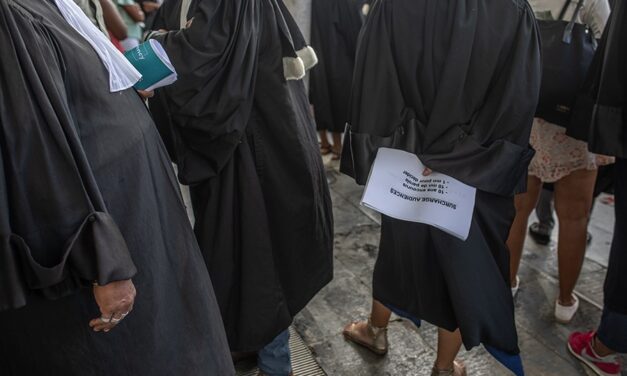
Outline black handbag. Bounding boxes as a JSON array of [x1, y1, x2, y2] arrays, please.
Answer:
[[535, 0, 598, 127]]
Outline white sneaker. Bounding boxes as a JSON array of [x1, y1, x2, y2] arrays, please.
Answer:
[[555, 295, 580, 324], [511, 277, 520, 298]]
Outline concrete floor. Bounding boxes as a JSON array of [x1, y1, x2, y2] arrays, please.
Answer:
[[291, 160, 625, 376]]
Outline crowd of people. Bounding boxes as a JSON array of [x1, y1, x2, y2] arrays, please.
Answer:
[[73, 0, 162, 51], [0, 0, 624, 375]]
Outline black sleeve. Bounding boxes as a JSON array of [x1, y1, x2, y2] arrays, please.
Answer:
[[147, 0, 261, 184], [343, 1, 542, 196], [0, 0, 136, 311], [420, 5, 542, 195]]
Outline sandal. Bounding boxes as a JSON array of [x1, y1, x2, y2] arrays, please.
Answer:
[[342, 319, 388, 355], [431, 360, 467, 376]]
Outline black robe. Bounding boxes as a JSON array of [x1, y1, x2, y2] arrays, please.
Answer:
[[570, 0, 627, 315], [0, 0, 233, 374], [149, 0, 334, 352], [341, 0, 541, 355], [568, 0, 627, 159], [596, 1, 627, 318], [309, 0, 363, 133]]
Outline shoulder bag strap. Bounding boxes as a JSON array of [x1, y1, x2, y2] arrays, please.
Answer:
[[563, 0, 585, 43], [558, 0, 573, 20]]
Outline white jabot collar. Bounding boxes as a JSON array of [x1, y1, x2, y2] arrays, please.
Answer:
[[54, 0, 141, 92]]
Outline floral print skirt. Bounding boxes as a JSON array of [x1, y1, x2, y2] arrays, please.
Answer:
[[528, 118, 615, 183]]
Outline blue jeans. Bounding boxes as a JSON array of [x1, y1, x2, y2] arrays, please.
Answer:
[[258, 330, 292, 376]]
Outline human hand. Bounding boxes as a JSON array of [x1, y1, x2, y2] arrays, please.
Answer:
[[89, 280, 136, 333], [142, 1, 160, 12], [137, 90, 154, 99], [422, 167, 433, 176], [123, 3, 145, 22]]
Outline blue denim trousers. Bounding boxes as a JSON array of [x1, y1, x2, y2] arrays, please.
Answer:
[[258, 330, 292, 376]]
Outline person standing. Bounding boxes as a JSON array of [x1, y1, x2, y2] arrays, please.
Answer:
[[73, 0, 108, 31], [138, 0, 161, 29], [73, 0, 129, 48], [148, 1, 334, 375], [309, 0, 363, 160], [566, 1, 627, 374], [0, 0, 234, 374], [340, 0, 542, 374], [115, 0, 144, 50], [506, 0, 612, 324]]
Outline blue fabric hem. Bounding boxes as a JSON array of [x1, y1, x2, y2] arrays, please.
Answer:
[[382, 302, 524, 376]]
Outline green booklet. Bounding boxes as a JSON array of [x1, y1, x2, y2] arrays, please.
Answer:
[[124, 39, 177, 91]]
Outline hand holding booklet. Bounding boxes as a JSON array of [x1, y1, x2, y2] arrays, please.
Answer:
[[361, 148, 477, 241], [124, 39, 177, 91]]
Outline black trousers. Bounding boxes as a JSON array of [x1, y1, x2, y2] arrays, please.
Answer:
[[604, 158, 627, 315], [597, 158, 627, 352]]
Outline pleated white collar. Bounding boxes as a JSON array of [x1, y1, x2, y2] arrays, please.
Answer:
[[53, 0, 141, 92]]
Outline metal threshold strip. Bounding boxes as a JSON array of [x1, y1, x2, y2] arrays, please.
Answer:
[[236, 327, 327, 376]]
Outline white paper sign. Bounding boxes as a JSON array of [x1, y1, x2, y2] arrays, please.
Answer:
[[361, 148, 477, 241]]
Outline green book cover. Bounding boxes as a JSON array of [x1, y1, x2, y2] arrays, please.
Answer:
[[124, 39, 177, 91]]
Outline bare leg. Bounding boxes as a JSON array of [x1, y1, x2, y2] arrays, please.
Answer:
[[554, 169, 597, 305], [507, 175, 543, 285], [593, 335, 616, 357], [319, 130, 330, 149], [434, 328, 463, 371], [371, 299, 392, 327], [331, 132, 343, 155]]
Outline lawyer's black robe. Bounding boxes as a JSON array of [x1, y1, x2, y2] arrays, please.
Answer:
[[569, 0, 627, 159], [341, 0, 541, 354], [309, 0, 363, 133], [149, 0, 334, 352], [0, 0, 233, 374], [570, 0, 627, 320]]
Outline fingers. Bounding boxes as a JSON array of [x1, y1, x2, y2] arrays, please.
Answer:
[[89, 308, 132, 333], [98, 296, 134, 319], [89, 303, 134, 333], [137, 90, 154, 99], [422, 167, 433, 176], [89, 315, 116, 332], [91, 279, 136, 333]]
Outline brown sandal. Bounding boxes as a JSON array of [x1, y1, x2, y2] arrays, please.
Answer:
[[431, 360, 467, 376], [342, 319, 388, 355]]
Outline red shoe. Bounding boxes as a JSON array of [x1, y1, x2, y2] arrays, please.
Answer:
[[568, 331, 621, 376]]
